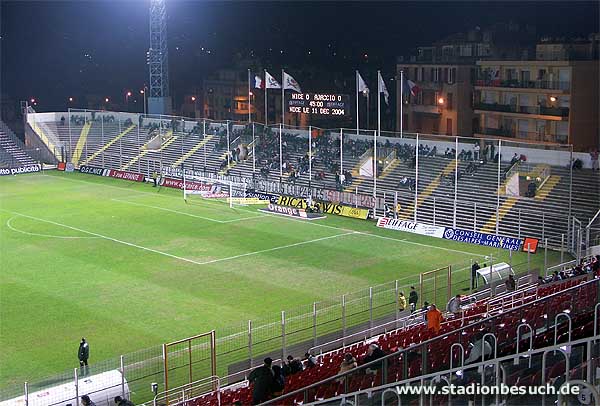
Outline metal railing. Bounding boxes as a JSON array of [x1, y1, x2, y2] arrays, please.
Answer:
[[262, 277, 599, 405]]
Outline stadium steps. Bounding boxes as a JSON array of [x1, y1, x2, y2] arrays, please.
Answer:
[[480, 197, 518, 233], [398, 159, 457, 220], [80, 124, 136, 166], [120, 131, 175, 171], [343, 157, 370, 192], [71, 121, 92, 166], [172, 134, 214, 168], [534, 175, 561, 201]]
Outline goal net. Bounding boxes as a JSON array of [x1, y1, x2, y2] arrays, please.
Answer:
[[182, 174, 247, 208]]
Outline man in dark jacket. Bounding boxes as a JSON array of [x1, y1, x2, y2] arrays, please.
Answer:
[[282, 355, 303, 376], [248, 357, 274, 405], [408, 287, 419, 313], [471, 262, 480, 289], [114, 396, 135, 406], [78, 338, 89, 367]]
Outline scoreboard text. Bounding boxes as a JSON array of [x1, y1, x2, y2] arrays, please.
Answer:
[[287, 93, 350, 116]]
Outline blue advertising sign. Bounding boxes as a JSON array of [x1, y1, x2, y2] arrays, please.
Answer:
[[442, 227, 523, 251]]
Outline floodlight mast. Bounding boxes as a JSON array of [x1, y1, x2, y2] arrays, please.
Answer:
[[148, 0, 171, 114]]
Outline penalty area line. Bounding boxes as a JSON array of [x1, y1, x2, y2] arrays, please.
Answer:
[[1, 209, 357, 267]]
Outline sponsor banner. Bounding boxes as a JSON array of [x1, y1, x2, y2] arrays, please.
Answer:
[[104, 169, 145, 182], [0, 164, 42, 176], [160, 177, 229, 198], [260, 204, 326, 220], [57, 162, 66, 171], [376, 217, 446, 238], [79, 165, 106, 176], [442, 227, 523, 251], [65, 163, 75, 172], [244, 191, 278, 203], [227, 197, 270, 205], [318, 201, 369, 220], [276, 195, 369, 220]]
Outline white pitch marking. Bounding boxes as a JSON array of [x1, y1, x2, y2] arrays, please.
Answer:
[[1, 210, 357, 267], [193, 231, 358, 265], [111, 198, 267, 223], [6, 216, 99, 240], [41, 174, 486, 257]]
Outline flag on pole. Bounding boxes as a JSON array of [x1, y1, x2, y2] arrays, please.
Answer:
[[378, 72, 389, 105], [357, 72, 369, 94], [283, 71, 302, 93], [265, 71, 281, 89], [406, 79, 420, 96], [254, 75, 264, 89]]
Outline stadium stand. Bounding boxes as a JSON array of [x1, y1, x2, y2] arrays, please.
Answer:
[[143, 256, 599, 405], [0, 120, 37, 168], [25, 110, 600, 251]]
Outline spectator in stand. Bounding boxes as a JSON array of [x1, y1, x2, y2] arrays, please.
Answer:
[[363, 344, 386, 375], [114, 396, 134, 406], [471, 262, 480, 290], [505, 274, 516, 291], [398, 292, 407, 312], [81, 395, 96, 406], [590, 149, 599, 171], [282, 355, 303, 376], [426, 304, 443, 335], [446, 294, 462, 316], [271, 365, 285, 397], [337, 353, 357, 379], [465, 332, 492, 365], [304, 352, 318, 368], [248, 357, 274, 405], [537, 276, 546, 286], [421, 301, 430, 322], [510, 153, 520, 166], [474, 144, 480, 160], [408, 287, 418, 313]]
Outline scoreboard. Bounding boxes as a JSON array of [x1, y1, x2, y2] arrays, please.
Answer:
[[287, 93, 350, 116]]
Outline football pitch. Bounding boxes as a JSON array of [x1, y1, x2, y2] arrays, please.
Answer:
[[0, 171, 559, 388]]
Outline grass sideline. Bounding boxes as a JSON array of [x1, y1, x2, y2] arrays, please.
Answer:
[[0, 171, 560, 390]]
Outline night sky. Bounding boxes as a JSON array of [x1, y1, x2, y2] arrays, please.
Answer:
[[1, 1, 598, 112]]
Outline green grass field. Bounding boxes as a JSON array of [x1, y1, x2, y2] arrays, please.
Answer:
[[0, 171, 559, 390]]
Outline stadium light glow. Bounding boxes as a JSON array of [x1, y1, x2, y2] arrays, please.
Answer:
[[438, 97, 445, 105], [30, 98, 36, 103], [126, 91, 132, 97], [191, 96, 196, 102], [105, 97, 110, 103], [68, 97, 74, 102], [549, 96, 557, 102]]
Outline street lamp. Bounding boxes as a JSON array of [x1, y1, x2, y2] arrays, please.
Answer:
[[140, 87, 147, 115], [125, 91, 132, 112]]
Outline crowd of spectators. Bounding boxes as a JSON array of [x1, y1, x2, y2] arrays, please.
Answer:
[[538, 255, 600, 284]]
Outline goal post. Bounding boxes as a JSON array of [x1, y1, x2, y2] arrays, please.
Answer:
[[182, 173, 247, 208]]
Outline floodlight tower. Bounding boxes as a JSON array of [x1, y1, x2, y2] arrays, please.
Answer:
[[148, 0, 172, 115]]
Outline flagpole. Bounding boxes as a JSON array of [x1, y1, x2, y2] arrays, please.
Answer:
[[281, 69, 285, 127], [308, 125, 312, 186], [375, 70, 380, 206], [366, 91, 370, 130], [264, 69, 268, 125], [248, 68, 252, 123], [400, 70, 403, 138], [356, 70, 359, 136]]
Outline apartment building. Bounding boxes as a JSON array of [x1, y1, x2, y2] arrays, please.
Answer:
[[474, 59, 599, 150]]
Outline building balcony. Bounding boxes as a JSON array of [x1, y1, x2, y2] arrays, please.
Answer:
[[409, 104, 442, 114], [475, 127, 567, 144], [474, 103, 569, 117], [475, 79, 570, 91]]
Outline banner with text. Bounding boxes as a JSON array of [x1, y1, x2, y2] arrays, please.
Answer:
[[104, 169, 145, 182], [0, 164, 41, 176], [376, 217, 446, 238], [79, 165, 105, 176], [442, 227, 523, 251]]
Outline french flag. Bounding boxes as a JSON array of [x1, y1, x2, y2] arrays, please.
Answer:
[[406, 79, 420, 96], [254, 75, 264, 89]]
